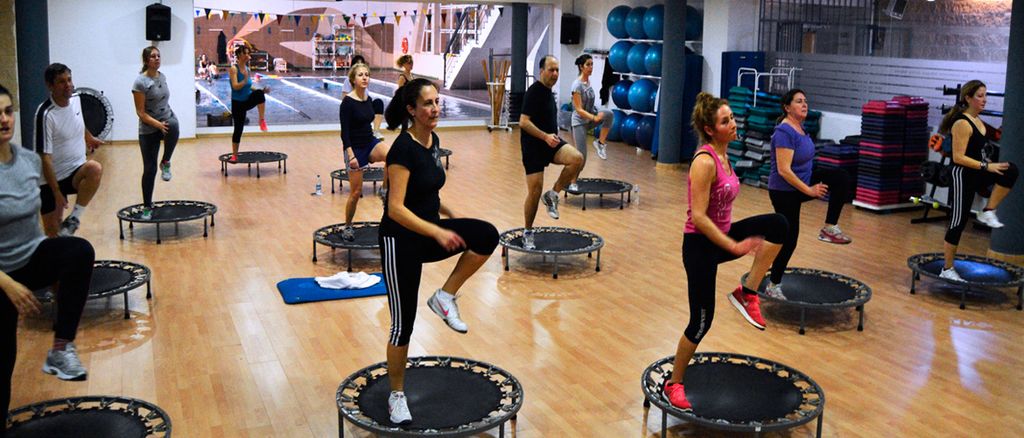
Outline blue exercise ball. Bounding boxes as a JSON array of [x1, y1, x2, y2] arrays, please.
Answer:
[[606, 5, 631, 39], [636, 115, 657, 150], [608, 110, 626, 142], [621, 113, 643, 145], [628, 79, 658, 113], [685, 5, 702, 40], [644, 44, 662, 77], [627, 43, 650, 75], [625, 7, 648, 39], [612, 79, 633, 109], [643, 5, 665, 40], [608, 40, 634, 73]]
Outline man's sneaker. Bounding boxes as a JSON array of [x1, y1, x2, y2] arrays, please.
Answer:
[[818, 225, 852, 244], [764, 281, 786, 300], [340, 225, 355, 242], [160, 161, 172, 181], [427, 289, 468, 333], [568, 182, 580, 192], [594, 140, 608, 160], [663, 381, 692, 409], [388, 391, 413, 424], [728, 286, 766, 330], [522, 229, 536, 250], [977, 210, 1004, 228], [542, 190, 560, 220], [58, 216, 80, 237], [940, 267, 965, 282], [140, 208, 153, 221], [42, 342, 87, 381], [259, 119, 268, 132]]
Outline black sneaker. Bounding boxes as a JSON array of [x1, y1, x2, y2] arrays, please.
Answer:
[[58, 216, 80, 236]]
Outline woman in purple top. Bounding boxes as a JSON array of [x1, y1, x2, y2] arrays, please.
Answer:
[[767, 89, 852, 299]]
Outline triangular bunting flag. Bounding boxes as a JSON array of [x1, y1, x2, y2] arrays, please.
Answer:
[[404, 11, 408, 17], [360, 14, 367, 27], [194, 8, 202, 18], [277, 15, 284, 26], [411, 10, 417, 25], [258, 13, 266, 24], [204, 8, 211, 19], [312, 15, 320, 28], [395, 12, 402, 26], [327, 15, 334, 27], [343, 15, 351, 26], [379, 16, 386, 25]]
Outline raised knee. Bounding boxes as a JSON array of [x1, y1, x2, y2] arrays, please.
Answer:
[[86, 161, 103, 178]]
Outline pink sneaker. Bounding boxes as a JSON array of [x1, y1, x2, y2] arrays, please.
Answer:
[[728, 286, 766, 330], [259, 119, 268, 132], [818, 225, 852, 244], [227, 154, 238, 163], [663, 381, 692, 409]]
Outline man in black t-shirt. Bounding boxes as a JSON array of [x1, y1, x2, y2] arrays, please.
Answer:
[[519, 55, 583, 248]]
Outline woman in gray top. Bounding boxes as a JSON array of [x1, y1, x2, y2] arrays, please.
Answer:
[[569, 54, 613, 191], [0, 84, 95, 429], [132, 46, 179, 220]]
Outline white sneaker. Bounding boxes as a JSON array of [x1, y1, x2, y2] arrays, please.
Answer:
[[976, 210, 1004, 228], [568, 183, 580, 192], [542, 190, 560, 219], [388, 391, 413, 424], [764, 282, 786, 299], [939, 267, 965, 282], [522, 229, 536, 250], [427, 289, 468, 333], [594, 140, 607, 160]]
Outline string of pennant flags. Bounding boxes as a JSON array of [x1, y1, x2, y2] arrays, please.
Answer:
[[193, 8, 445, 27]]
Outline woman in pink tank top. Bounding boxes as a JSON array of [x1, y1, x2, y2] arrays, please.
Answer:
[[663, 92, 790, 410]]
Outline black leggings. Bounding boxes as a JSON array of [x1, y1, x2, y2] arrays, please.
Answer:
[[138, 119, 180, 208], [1, 237, 94, 429], [682, 214, 787, 344], [768, 167, 850, 284], [231, 90, 266, 144], [946, 162, 1019, 245], [380, 218, 499, 346]]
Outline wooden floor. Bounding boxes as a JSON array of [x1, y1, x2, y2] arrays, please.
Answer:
[[10, 127, 1023, 437]]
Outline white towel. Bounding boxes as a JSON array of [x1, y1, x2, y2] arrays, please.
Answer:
[[315, 272, 381, 289]]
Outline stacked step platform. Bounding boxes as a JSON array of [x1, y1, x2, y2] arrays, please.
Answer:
[[856, 97, 930, 209]]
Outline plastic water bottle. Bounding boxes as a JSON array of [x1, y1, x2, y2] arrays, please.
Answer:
[[632, 184, 640, 208], [313, 174, 323, 196]]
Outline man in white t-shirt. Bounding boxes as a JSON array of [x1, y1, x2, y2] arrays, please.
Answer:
[[33, 63, 104, 237]]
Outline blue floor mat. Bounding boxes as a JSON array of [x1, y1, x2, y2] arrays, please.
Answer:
[[277, 274, 386, 304]]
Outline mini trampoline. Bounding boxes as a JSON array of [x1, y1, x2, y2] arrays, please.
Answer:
[[642, 352, 825, 438], [564, 178, 633, 210], [907, 253, 1024, 310], [438, 147, 452, 169], [312, 221, 380, 269], [218, 151, 287, 178], [330, 167, 384, 194], [5, 395, 172, 437], [742, 268, 871, 335], [35, 260, 151, 320], [499, 227, 604, 278], [336, 356, 522, 438], [117, 200, 217, 244], [76, 87, 114, 141]]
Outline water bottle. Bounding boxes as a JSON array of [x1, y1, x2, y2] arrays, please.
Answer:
[[313, 174, 323, 196], [632, 184, 640, 208]]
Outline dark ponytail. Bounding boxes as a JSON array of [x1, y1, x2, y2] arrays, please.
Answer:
[[776, 88, 806, 124], [385, 78, 437, 131], [575, 54, 592, 74], [939, 79, 985, 135]]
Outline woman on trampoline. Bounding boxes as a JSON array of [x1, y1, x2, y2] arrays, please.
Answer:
[[339, 63, 392, 241], [0, 84, 95, 428], [396, 54, 414, 89], [938, 80, 1018, 281], [227, 44, 269, 163], [664, 92, 787, 409], [568, 54, 613, 191], [133, 46, 179, 220], [350, 55, 386, 138], [379, 78, 499, 424], [766, 89, 852, 298]]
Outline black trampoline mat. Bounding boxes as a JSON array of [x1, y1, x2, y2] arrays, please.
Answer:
[[572, 179, 630, 194], [511, 231, 594, 251], [143, 205, 208, 221], [219, 151, 287, 163], [357, 367, 503, 429], [761, 272, 857, 304], [683, 362, 802, 422], [89, 267, 133, 294], [336, 167, 384, 181], [438, 148, 452, 157], [79, 95, 109, 138], [921, 259, 1015, 283], [324, 226, 380, 246], [7, 410, 149, 438]]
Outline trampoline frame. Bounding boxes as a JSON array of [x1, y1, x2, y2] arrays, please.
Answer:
[[907, 252, 1024, 310], [330, 167, 384, 194], [312, 221, 381, 270], [5, 395, 172, 437], [336, 356, 522, 438], [742, 267, 872, 335], [218, 151, 288, 178], [437, 147, 452, 169], [498, 227, 604, 279], [36, 260, 152, 320], [563, 178, 634, 210], [75, 87, 114, 141], [642, 352, 825, 438], [117, 200, 217, 244]]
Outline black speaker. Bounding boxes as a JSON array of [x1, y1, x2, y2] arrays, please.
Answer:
[[560, 14, 581, 45], [146, 3, 171, 41]]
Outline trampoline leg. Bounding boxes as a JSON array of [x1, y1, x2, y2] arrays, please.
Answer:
[[123, 291, 130, 319], [799, 308, 806, 335], [129, 221, 134, 230], [499, 422, 505, 438], [1017, 286, 1022, 311], [599, 193, 604, 207], [203, 217, 209, 238], [511, 414, 517, 436], [445, 156, 449, 169], [857, 305, 864, 331], [816, 409, 823, 437], [910, 274, 916, 294], [313, 242, 318, 262], [338, 411, 345, 438], [960, 287, 967, 310], [620, 193, 625, 209], [256, 162, 261, 178], [553, 255, 559, 279], [596, 249, 602, 272], [211, 214, 216, 227], [119, 220, 124, 240], [248, 162, 252, 175], [660, 409, 667, 438], [156, 223, 161, 244], [332, 178, 336, 194], [582, 194, 587, 211], [146, 280, 152, 299], [503, 247, 509, 271], [347, 250, 353, 272]]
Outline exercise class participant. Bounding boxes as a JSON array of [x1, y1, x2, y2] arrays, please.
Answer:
[[379, 78, 499, 424], [938, 79, 1018, 281], [133, 46, 179, 220], [339, 63, 391, 241], [350, 54, 385, 138], [396, 55, 414, 88], [766, 89, 852, 298], [663, 92, 787, 409], [227, 45, 269, 163], [33, 63, 105, 237], [519, 55, 583, 248], [568, 54, 613, 191], [1, 84, 95, 434]]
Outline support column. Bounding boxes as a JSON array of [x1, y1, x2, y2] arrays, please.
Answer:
[[657, 0, 686, 165], [15, 0, 48, 145], [510, 3, 528, 122], [991, 0, 1024, 259]]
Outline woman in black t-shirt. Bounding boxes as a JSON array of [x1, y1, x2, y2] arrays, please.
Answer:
[[339, 63, 390, 241], [377, 78, 499, 424]]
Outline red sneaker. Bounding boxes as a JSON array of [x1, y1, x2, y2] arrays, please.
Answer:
[[259, 119, 268, 132], [663, 381, 692, 409], [227, 154, 238, 163], [729, 287, 766, 330], [818, 225, 852, 244]]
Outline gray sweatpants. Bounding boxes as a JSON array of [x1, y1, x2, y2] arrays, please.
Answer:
[[571, 110, 613, 160]]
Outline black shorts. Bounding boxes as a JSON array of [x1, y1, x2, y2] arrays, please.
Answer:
[[40, 165, 82, 214], [521, 140, 568, 175]]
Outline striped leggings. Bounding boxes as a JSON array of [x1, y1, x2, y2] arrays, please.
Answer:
[[945, 162, 1018, 245]]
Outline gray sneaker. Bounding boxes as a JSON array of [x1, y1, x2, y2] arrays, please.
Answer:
[[58, 216, 80, 237], [764, 282, 786, 300], [42, 342, 88, 381], [594, 140, 608, 160], [160, 161, 172, 181], [568, 183, 580, 192], [522, 229, 536, 250], [542, 190, 560, 219], [341, 225, 355, 242]]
